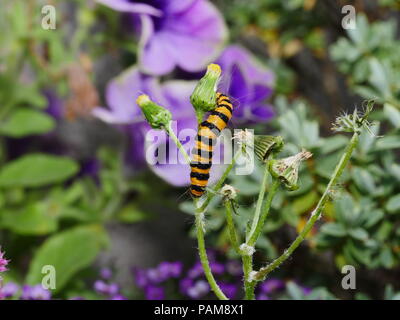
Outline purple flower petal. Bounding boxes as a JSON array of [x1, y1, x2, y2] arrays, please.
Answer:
[[218, 282, 237, 299], [21, 285, 51, 300], [1, 282, 19, 298], [145, 285, 165, 300], [186, 280, 210, 299], [96, 0, 162, 16], [139, 0, 227, 75]]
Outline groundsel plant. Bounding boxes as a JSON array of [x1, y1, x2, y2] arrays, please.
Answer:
[[136, 64, 376, 300]]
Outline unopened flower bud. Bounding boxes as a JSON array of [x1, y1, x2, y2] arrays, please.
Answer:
[[254, 135, 284, 162], [269, 149, 312, 191], [136, 94, 172, 129], [190, 63, 221, 123]]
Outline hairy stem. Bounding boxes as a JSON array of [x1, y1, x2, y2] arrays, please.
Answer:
[[254, 132, 359, 281], [165, 122, 191, 165], [246, 163, 270, 242], [195, 199, 228, 300], [224, 200, 240, 254], [242, 255, 255, 300], [247, 179, 280, 247]]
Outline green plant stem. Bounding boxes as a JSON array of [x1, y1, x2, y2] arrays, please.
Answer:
[[165, 122, 191, 165], [247, 179, 280, 247], [198, 149, 242, 212], [195, 199, 228, 300], [224, 200, 240, 254], [246, 163, 269, 242], [254, 132, 359, 281], [242, 255, 255, 300]]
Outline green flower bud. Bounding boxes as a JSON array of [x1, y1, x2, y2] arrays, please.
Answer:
[[190, 63, 221, 124], [269, 150, 312, 191], [254, 135, 284, 162], [136, 94, 172, 129]]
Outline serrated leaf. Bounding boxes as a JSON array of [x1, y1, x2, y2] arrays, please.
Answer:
[[0, 153, 79, 188]]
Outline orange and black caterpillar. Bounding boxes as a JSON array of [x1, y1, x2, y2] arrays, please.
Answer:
[[190, 92, 234, 197]]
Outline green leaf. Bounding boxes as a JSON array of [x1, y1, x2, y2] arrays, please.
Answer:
[[26, 225, 109, 293], [375, 136, 400, 151], [0, 153, 79, 188], [116, 204, 150, 223], [0, 108, 55, 138], [291, 191, 318, 215], [385, 194, 400, 214], [286, 281, 305, 300], [349, 228, 369, 241], [320, 223, 347, 237], [0, 202, 58, 235], [352, 167, 376, 194], [383, 103, 400, 128], [380, 247, 394, 268]]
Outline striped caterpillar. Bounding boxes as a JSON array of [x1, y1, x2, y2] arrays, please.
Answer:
[[190, 92, 234, 197]]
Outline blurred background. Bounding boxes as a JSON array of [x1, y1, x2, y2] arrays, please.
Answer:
[[0, 0, 400, 300]]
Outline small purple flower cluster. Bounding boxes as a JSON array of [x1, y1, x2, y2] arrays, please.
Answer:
[[0, 283, 51, 300], [133, 251, 242, 300], [132, 250, 313, 300], [133, 261, 183, 299], [93, 268, 127, 300]]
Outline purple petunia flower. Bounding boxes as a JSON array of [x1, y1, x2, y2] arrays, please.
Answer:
[[216, 45, 275, 124], [21, 285, 51, 300], [259, 278, 285, 294], [145, 285, 165, 300], [97, 0, 227, 75]]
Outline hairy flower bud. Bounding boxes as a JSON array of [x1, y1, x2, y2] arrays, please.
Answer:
[[136, 94, 172, 129], [269, 150, 312, 191], [190, 63, 221, 123]]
